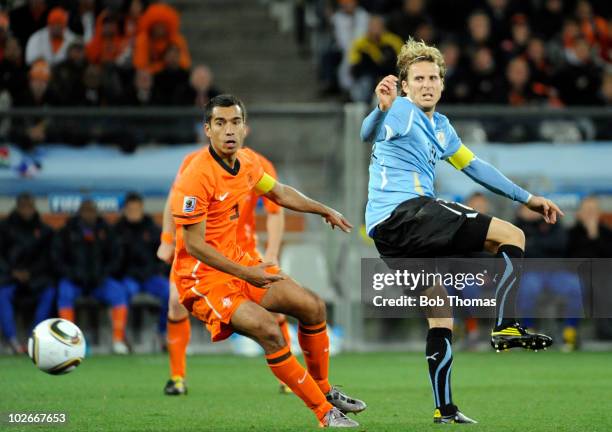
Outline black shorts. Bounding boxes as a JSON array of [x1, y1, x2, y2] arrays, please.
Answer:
[[372, 196, 492, 259]]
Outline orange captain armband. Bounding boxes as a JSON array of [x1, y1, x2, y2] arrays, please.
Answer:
[[161, 232, 174, 244], [254, 172, 276, 194]]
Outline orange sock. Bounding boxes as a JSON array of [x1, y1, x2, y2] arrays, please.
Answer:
[[167, 317, 191, 378], [59, 307, 75, 322], [275, 317, 292, 386], [265, 346, 332, 421], [111, 305, 128, 342], [298, 322, 331, 394]]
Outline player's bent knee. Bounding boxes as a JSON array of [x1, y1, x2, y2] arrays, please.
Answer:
[[299, 292, 326, 325], [254, 320, 286, 353], [487, 219, 526, 250], [314, 296, 327, 323], [504, 225, 525, 250]]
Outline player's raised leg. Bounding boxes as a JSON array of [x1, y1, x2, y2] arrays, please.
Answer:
[[420, 284, 477, 424], [165, 278, 190, 395], [485, 218, 553, 351], [260, 277, 367, 415], [230, 298, 358, 427]]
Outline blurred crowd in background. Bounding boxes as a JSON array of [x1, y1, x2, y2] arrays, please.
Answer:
[[0, 0, 222, 148], [314, 0, 611, 104], [0, 0, 611, 150]]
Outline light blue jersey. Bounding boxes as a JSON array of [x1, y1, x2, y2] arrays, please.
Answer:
[[364, 97, 460, 234], [362, 97, 530, 236]]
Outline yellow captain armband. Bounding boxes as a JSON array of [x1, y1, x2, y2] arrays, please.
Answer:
[[447, 143, 475, 170], [255, 172, 276, 194]]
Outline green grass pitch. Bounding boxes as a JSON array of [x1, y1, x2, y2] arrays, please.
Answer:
[[1, 351, 611, 431]]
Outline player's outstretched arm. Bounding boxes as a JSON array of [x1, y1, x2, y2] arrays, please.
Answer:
[[183, 219, 285, 288], [360, 75, 398, 142], [262, 180, 353, 233], [156, 189, 176, 263], [447, 144, 564, 224]]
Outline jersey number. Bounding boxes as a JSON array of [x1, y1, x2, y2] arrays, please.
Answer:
[[428, 144, 437, 168], [229, 204, 240, 221]]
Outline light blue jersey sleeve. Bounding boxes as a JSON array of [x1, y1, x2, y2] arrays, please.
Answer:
[[360, 107, 387, 142], [463, 158, 531, 203], [443, 121, 531, 204], [360, 99, 412, 142]]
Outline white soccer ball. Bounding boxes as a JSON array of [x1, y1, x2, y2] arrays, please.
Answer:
[[28, 318, 86, 375]]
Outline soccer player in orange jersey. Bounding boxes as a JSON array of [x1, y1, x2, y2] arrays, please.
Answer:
[[157, 147, 292, 395], [235, 151, 294, 393], [167, 94, 365, 428]]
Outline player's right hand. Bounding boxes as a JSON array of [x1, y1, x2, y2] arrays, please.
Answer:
[[526, 195, 565, 224], [375, 75, 398, 112], [157, 242, 175, 264], [241, 262, 285, 288], [323, 209, 353, 233]]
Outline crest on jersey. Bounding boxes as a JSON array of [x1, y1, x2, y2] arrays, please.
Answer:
[[183, 196, 196, 213], [436, 131, 446, 147]]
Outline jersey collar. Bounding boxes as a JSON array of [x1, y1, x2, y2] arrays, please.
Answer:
[[209, 145, 241, 176], [404, 96, 437, 128]]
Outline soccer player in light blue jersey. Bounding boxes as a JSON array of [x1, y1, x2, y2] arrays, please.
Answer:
[[361, 39, 564, 424]]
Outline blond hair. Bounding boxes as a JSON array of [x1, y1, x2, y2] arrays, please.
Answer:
[[397, 38, 446, 90]]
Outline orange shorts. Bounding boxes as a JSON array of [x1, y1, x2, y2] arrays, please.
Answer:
[[178, 253, 280, 342], [245, 247, 263, 261]]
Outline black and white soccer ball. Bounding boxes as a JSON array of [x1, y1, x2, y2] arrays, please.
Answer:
[[28, 318, 86, 375]]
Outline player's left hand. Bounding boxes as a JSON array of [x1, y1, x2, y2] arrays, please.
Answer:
[[526, 195, 565, 224], [323, 209, 353, 233]]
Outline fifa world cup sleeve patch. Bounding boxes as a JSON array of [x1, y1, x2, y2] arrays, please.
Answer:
[[254, 172, 276, 194], [183, 196, 197, 213], [447, 143, 475, 170]]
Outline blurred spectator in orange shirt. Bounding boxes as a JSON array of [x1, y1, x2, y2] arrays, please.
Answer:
[[86, 11, 129, 65], [132, 3, 190, 74], [575, 0, 609, 62]]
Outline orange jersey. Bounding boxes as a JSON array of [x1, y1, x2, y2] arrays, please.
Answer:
[[236, 151, 281, 253], [171, 146, 266, 294], [174, 149, 204, 184]]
